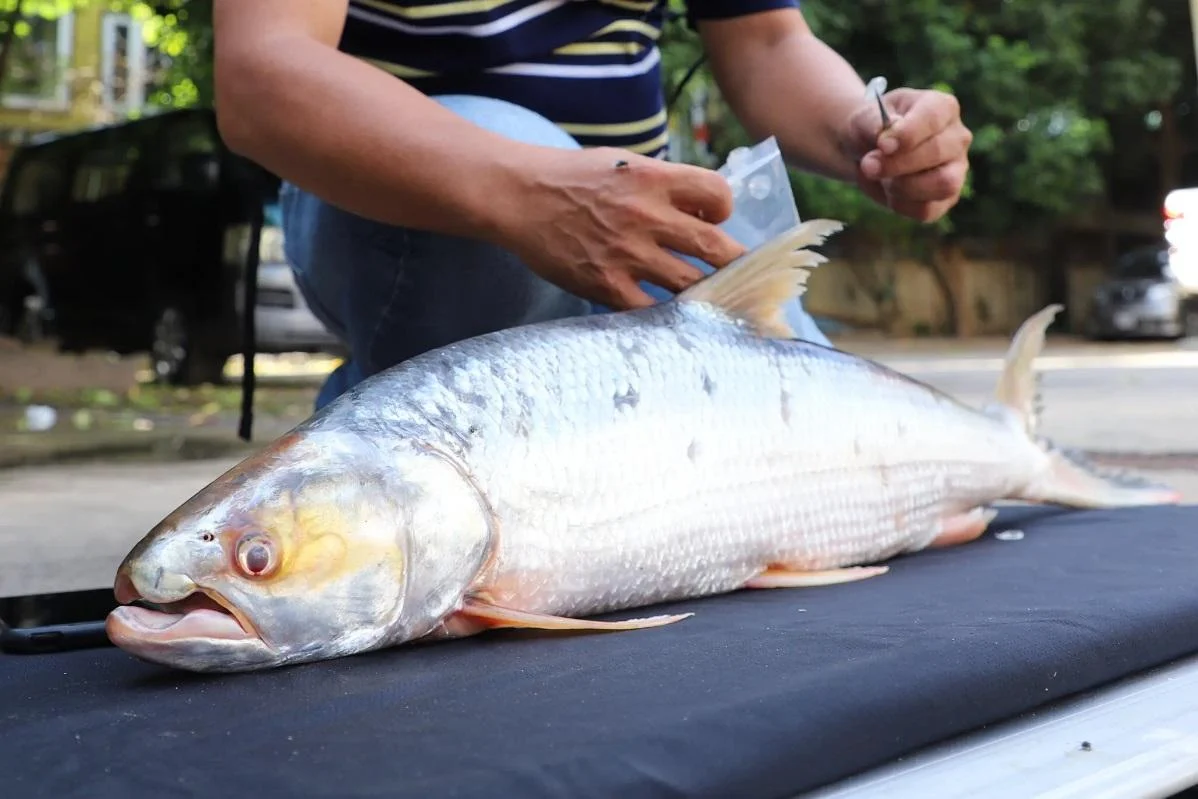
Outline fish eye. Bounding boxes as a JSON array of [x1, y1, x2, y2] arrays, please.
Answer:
[[235, 533, 276, 578]]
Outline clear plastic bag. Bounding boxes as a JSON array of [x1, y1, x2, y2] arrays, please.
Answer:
[[664, 137, 826, 342], [716, 136, 802, 251], [592, 137, 827, 343]]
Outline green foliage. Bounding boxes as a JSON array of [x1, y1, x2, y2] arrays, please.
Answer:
[[118, 0, 212, 108], [0, 0, 88, 21], [0, 0, 212, 108], [6, 0, 1187, 242], [662, 0, 1192, 239]]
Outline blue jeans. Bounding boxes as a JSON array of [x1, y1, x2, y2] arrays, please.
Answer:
[[281, 94, 829, 410]]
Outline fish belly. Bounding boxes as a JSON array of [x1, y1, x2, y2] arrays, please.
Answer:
[[390, 305, 1038, 619]]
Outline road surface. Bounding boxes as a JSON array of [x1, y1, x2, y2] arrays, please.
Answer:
[[2, 341, 1196, 597]]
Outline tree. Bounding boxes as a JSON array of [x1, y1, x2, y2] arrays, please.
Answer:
[[0, 0, 94, 93], [0, 0, 211, 112], [662, 0, 1194, 332], [131, 0, 211, 109]]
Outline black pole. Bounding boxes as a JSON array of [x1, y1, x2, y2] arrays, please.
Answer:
[[237, 196, 263, 442]]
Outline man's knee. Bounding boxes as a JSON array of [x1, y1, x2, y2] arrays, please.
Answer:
[[432, 95, 581, 151]]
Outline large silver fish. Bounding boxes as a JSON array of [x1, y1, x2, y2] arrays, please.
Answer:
[[106, 219, 1180, 672]]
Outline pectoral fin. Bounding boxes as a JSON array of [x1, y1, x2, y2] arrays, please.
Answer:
[[457, 598, 693, 631], [745, 565, 888, 589]]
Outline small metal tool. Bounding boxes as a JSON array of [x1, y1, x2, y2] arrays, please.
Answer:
[[865, 76, 892, 131]]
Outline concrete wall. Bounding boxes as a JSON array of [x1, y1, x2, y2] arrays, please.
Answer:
[[803, 244, 1078, 337], [1064, 262, 1109, 331]]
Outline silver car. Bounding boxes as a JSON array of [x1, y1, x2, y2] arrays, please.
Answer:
[[219, 202, 341, 355], [1086, 245, 1198, 340], [244, 209, 343, 356]]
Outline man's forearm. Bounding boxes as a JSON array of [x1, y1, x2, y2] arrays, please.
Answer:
[[700, 12, 869, 183], [215, 36, 546, 244]]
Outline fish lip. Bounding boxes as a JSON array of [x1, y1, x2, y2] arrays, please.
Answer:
[[114, 575, 266, 646], [195, 588, 262, 642]]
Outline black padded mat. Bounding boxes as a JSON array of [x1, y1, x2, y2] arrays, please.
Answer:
[[3, 504, 1198, 799]]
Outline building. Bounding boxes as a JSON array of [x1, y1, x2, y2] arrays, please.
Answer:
[[0, 3, 167, 174]]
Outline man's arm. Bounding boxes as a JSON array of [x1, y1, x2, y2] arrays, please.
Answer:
[[696, 7, 972, 222], [696, 8, 867, 183], [213, 0, 746, 308], [214, 0, 543, 241]]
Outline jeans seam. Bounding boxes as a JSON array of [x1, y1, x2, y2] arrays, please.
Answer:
[[364, 228, 411, 371]]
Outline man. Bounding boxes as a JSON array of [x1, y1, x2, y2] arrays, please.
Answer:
[[213, 0, 971, 409]]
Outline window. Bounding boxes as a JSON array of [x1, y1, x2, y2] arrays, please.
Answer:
[[147, 114, 219, 191], [101, 13, 144, 112], [101, 13, 172, 113], [70, 138, 140, 204], [1115, 249, 1168, 280], [69, 130, 142, 203], [10, 154, 68, 216], [0, 14, 75, 109]]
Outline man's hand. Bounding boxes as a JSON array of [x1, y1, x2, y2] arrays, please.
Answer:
[[843, 88, 973, 223], [491, 148, 747, 310]]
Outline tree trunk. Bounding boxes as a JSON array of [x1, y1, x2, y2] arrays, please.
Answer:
[[1160, 101, 1182, 195], [927, 239, 962, 337], [0, 6, 23, 94]]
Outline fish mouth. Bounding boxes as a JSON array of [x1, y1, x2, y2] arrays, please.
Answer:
[[107, 571, 262, 648]]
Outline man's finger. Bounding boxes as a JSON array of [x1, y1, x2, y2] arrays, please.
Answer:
[[662, 164, 736, 224], [874, 126, 971, 179], [855, 169, 891, 209], [887, 159, 968, 204], [887, 196, 957, 224], [627, 245, 709, 294], [655, 212, 746, 269], [601, 273, 658, 311], [878, 91, 959, 155]]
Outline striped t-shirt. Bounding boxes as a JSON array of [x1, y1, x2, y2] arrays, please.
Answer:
[[338, 0, 798, 158]]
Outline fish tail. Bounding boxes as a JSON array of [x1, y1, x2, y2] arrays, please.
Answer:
[[986, 304, 1181, 508]]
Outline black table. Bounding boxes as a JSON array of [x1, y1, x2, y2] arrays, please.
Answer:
[[3, 504, 1198, 799]]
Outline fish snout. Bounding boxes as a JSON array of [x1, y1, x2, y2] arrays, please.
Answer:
[[114, 567, 139, 604], [115, 555, 199, 606]]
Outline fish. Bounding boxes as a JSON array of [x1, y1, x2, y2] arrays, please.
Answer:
[[105, 218, 1181, 672]]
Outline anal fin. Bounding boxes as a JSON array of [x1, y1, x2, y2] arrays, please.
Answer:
[[745, 565, 888, 589], [929, 507, 998, 549], [456, 598, 692, 632]]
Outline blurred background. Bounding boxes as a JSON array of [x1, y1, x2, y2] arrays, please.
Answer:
[[1, 0, 1198, 600]]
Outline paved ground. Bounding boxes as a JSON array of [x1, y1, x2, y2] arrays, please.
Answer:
[[0, 457, 245, 597], [2, 336, 1196, 598]]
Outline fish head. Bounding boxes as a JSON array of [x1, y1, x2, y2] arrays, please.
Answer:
[[106, 430, 495, 672]]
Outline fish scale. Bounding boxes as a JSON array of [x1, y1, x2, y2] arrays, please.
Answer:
[[105, 218, 1182, 672], [367, 300, 1043, 618]]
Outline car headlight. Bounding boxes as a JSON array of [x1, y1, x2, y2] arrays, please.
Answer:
[[1145, 283, 1178, 309]]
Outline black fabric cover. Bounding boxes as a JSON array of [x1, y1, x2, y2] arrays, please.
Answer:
[[4, 504, 1198, 799]]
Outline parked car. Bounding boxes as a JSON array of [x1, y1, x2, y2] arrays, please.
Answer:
[[1085, 244, 1198, 340], [0, 108, 342, 385]]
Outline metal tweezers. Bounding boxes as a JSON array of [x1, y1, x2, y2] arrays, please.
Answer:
[[865, 76, 892, 131]]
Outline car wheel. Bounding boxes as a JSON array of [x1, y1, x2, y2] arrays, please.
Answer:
[[16, 293, 46, 343], [151, 306, 228, 386], [0, 298, 13, 338], [0, 289, 44, 342], [1184, 308, 1198, 339]]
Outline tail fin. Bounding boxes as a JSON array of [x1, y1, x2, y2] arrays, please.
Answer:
[[988, 304, 1181, 508]]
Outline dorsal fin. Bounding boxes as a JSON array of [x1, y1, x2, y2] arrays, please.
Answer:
[[676, 218, 845, 338], [992, 303, 1064, 436]]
